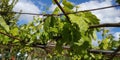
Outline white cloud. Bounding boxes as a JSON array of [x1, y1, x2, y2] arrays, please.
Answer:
[[49, 4, 58, 12], [13, 0, 41, 23], [92, 40, 99, 46], [113, 32, 120, 41], [76, 0, 120, 23], [49, 3, 63, 12]]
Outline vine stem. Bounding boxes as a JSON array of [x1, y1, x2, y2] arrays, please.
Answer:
[[54, 0, 72, 24], [108, 46, 120, 60], [0, 31, 21, 40]]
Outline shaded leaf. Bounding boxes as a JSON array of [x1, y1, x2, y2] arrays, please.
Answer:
[[116, 0, 120, 4]]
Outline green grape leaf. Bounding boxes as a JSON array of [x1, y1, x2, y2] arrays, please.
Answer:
[[52, 0, 60, 4], [56, 40, 63, 53], [10, 27, 18, 36], [13, 39, 19, 43], [62, 0, 74, 9], [63, 6, 73, 13], [103, 38, 109, 47], [50, 16, 58, 27], [92, 30, 97, 40], [103, 29, 109, 35], [0, 16, 9, 32], [102, 29, 109, 38], [68, 14, 89, 33], [53, 7, 60, 14], [71, 23, 81, 42], [100, 38, 110, 49], [2, 36, 10, 44], [62, 23, 72, 42], [44, 17, 51, 32], [82, 12, 100, 25], [26, 40, 34, 45], [116, 0, 120, 4], [50, 28, 58, 33]]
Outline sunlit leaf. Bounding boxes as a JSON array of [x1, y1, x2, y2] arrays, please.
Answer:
[[10, 27, 18, 36], [0, 16, 9, 32], [62, 0, 74, 9], [68, 14, 89, 33], [53, 7, 60, 14]]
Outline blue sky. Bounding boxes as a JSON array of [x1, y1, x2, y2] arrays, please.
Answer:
[[12, 0, 120, 45]]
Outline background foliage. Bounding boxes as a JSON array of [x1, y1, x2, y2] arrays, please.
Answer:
[[0, 0, 120, 60]]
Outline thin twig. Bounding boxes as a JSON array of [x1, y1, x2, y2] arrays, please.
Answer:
[[89, 49, 120, 56], [108, 46, 120, 60], [0, 31, 21, 40]]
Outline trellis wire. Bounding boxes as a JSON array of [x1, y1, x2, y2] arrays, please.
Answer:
[[0, 5, 119, 16]]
